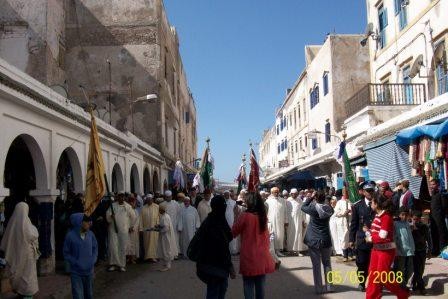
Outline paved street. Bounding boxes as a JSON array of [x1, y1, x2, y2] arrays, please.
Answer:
[[93, 255, 448, 299]]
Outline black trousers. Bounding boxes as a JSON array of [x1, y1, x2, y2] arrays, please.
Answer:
[[356, 248, 371, 287], [412, 250, 426, 290]]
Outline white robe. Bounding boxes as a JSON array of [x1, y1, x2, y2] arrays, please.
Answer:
[[329, 212, 342, 255], [157, 213, 177, 264], [197, 199, 211, 223], [334, 199, 352, 250], [160, 200, 181, 255], [139, 204, 160, 259], [177, 205, 200, 257], [265, 195, 288, 250], [225, 198, 238, 254], [286, 197, 307, 252], [106, 201, 134, 267], [0, 203, 39, 296], [126, 208, 140, 257]]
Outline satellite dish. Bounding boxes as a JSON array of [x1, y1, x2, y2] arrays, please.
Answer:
[[365, 23, 374, 37], [50, 84, 69, 99], [410, 55, 424, 78]]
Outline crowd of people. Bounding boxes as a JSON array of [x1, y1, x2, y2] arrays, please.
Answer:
[[0, 177, 447, 299]]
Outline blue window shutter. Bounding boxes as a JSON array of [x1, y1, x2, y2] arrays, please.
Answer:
[[383, 8, 388, 27], [394, 0, 401, 15]]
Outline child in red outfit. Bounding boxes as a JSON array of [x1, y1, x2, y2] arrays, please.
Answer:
[[365, 195, 410, 299]]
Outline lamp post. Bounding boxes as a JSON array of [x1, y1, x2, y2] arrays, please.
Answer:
[[305, 129, 342, 143], [128, 81, 158, 134]]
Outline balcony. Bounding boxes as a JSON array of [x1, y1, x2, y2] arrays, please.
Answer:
[[345, 83, 426, 118]]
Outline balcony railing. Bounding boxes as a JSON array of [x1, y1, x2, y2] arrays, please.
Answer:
[[345, 83, 426, 118]]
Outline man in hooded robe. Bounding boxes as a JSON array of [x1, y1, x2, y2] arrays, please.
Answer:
[[0, 202, 39, 297]]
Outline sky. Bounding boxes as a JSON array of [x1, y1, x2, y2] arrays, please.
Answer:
[[163, 0, 367, 182]]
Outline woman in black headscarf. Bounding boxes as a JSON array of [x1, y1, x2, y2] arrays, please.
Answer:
[[196, 195, 235, 299]]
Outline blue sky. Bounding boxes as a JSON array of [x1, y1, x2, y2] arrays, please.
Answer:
[[164, 0, 367, 182]]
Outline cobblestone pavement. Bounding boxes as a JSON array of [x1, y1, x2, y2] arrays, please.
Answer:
[[92, 255, 448, 299]]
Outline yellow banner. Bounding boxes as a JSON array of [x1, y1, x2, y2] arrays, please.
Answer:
[[84, 111, 106, 216]]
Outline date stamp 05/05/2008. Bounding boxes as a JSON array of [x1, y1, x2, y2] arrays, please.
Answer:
[[326, 271, 404, 285]]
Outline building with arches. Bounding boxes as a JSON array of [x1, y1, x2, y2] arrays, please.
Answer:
[[0, 57, 166, 273]]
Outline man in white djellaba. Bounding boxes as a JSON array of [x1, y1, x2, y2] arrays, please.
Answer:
[[286, 188, 307, 256], [159, 190, 180, 258], [223, 190, 238, 254], [265, 187, 288, 256], [177, 196, 200, 257], [106, 193, 135, 272], [156, 205, 177, 271]]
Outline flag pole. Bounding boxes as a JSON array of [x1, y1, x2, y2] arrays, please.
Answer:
[[80, 85, 118, 233]]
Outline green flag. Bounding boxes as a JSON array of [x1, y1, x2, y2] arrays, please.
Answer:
[[200, 148, 213, 189], [339, 142, 359, 203]]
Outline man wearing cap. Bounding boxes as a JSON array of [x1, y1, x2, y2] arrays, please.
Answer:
[[178, 196, 200, 257], [286, 188, 307, 255], [139, 194, 160, 262], [266, 187, 288, 256], [106, 193, 134, 272], [282, 190, 289, 199], [349, 181, 376, 291], [189, 188, 202, 208], [198, 189, 212, 223], [160, 190, 181, 257]]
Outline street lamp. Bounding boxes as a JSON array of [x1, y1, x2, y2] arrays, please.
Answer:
[[305, 129, 342, 142], [129, 93, 158, 134]]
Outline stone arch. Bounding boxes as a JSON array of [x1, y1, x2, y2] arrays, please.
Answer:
[[143, 167, 151, 194], [56, 147, 83, 194], [111, 163, 124, 193], [3, 134, 48, 225], [130, 163, 140, 194]]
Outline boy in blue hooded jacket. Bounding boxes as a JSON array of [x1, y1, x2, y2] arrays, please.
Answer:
[[64, 213, 98, 299]]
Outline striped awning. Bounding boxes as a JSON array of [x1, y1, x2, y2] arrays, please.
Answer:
[[364, 136, 422, 197]]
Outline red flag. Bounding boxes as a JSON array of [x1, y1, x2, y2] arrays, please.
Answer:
[[248, 148, 260, 192]]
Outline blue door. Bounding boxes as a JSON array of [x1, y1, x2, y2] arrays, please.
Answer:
[[402, 66, 413, 104]]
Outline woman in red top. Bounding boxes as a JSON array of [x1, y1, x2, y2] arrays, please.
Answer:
[[232, 193, 275, 299], [365, 195, 409, 299]]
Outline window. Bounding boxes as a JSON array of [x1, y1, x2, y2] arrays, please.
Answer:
[[185, 111, 190, 124], [283, 117, 287, 129], [303, 99, 307, 121], [378, 5, 388, 49], [325, 122, 331, 143], [289, 113, 292, 126], [299, 138, 303, 150], [394, 0, 408, 30], [295, 140, 298, 153], [278, 144, 280, 154], [312, 138, 318, 150], [310, 85, 319, 109], [285, 139, 288, 149], [294, 108, 297, 129], [323, 72, 329, 95], [276, 125, 279, 135], [435, 42, 448, 95], [305, 136, 308, 147]]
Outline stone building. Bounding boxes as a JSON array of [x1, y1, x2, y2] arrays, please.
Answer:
[[0, 0, 198, 184], [0, 0, 197, 276]]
